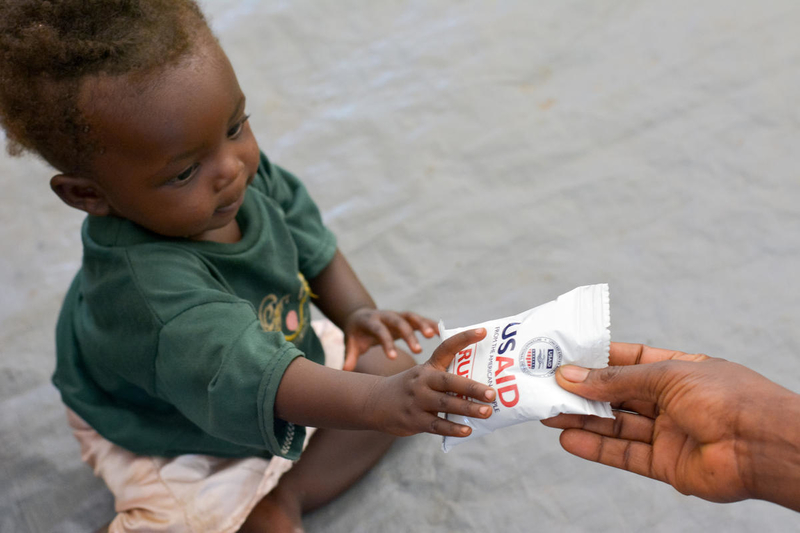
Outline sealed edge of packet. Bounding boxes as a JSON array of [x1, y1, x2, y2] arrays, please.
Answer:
[[439, 283, 613, 452]]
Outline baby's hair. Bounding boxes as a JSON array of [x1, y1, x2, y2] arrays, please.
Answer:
[[0, 0, 210, 174]]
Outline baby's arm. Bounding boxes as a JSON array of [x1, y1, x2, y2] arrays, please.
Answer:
[[276, 328, 494, 437], [309, 249, 438, 370]]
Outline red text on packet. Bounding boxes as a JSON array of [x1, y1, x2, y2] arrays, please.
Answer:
[[495, 372, 519, 407], [455, 347, 473, 377], [495, 323, 520, 408], [454, 346, 474, 401]]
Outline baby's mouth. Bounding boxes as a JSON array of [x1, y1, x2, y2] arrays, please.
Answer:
[[215, 190, 245, 214]]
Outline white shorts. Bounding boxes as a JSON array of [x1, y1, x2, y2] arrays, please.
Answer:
[[67, 320, 345, 533]]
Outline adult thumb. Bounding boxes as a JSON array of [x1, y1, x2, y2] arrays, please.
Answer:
[[555, 362, 677, 405]]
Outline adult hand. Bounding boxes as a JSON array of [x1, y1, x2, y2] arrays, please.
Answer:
[[366, 327, 495, 437], [342, 308, 438, 371], [542, 342, 800, 511]]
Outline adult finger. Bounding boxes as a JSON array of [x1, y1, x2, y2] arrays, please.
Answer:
[[610, 342, 708, 367], [426, 328, 486, 371], [558, 429, 656, 481], [542, 410, 654, 444], [554, 360, 692, 405], [611, 399, 660, 419]]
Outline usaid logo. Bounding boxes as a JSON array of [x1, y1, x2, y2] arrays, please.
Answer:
[[519, 337, 562, 378]]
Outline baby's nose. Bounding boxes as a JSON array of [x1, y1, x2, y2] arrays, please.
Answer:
[[213, 154, 244, 191]]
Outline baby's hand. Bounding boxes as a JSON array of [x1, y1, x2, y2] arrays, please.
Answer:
[[365, 328, 495, 437], [343, 308, 438, 371]]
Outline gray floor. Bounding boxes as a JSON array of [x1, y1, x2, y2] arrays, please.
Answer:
[[2, 1, 799, 531]]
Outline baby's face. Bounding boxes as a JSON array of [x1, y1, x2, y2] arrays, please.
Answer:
[[78, 37, 260, 241]]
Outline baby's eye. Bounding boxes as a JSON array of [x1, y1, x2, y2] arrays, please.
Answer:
[[227, 114, 250, 139], [170, 163, 200, 184]]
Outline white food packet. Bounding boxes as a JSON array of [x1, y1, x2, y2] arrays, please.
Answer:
[[440, 283, 613, 452]]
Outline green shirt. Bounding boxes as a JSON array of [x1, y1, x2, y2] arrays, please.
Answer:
[[52, 153, 337, 460]]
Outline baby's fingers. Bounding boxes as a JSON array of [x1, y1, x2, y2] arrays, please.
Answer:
[[362, 319, 398, 360], [381, 313, 422, 353], [428, 391, 492, 420], [343, 342, 359, 372], [430, 371, 496, 403], [402, 312, 439, 338], [427, 328, 486, 371], [422, 414, 475, 438]]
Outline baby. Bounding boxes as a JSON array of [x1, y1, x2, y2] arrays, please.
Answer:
[[0, 2, 494, 532]]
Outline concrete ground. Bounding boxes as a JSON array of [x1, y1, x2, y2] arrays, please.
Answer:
[[2, 1, 799, 531]]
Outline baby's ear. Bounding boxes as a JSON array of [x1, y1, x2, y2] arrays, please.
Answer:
[[50, 174, 112, 216]]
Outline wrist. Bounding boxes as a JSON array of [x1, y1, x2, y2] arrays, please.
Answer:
[[738, 387, 800, 511], [359, 374, 387, 432], [343, 305, 377, 328], [276, 358, 385, 431]]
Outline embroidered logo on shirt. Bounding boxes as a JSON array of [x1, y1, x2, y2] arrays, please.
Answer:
[[258, 273, 316, 343]]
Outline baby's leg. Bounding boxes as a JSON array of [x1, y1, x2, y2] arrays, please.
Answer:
[[239, 346, 415, 533]]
